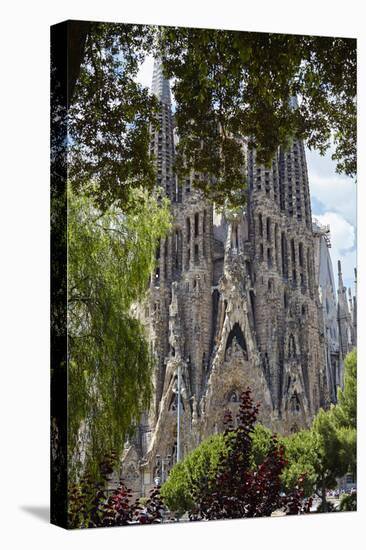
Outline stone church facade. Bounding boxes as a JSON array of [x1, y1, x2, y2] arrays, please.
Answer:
[[120, 60, 356, 496]]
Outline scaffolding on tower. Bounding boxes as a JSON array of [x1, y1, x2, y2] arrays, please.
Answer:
[[312, 218, 332, 248]]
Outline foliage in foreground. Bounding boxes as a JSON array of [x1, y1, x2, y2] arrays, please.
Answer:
[[339, 492, 357, 512], [68, 475, 168, 528], [280, 350, 357, 511], [281, 410, 354, 511], [160, 423, 274, 515], [69, 350, 357, 527], [160, 29, 356, 206], [69, 390, 308, 527], [68, 449, 170, 528], [163, 351, 357, 516], [68, 23, 159, 212], [67, 185, 171, 480], [66, 22, 356, 210], [334, 349, 357, 430], [162, 390, 310, 519], [160, 432, 232, 515]]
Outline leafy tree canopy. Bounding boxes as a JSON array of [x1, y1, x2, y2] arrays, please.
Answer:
[[161, 392, 308, 518], [160, 29, 356, 205], [67, 22, 356, 210], [160, 432, 233, 515], [160, 424, 275, 515], [333, 348, 357, 429], [280, 429, 319, 497], [67, 185, 171, 479], [68, 23, 159, 212], [162, 350, 356, 515], [281, 350, 357, 508]]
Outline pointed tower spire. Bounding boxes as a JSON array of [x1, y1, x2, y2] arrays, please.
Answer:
[[348, 287, 353, 314], [337, 259, 352, 358], [337, 260, 344, 289], [354, 267, 357, 296], [353, 267, 357, 347], [149, 58, 176, 202], [151, 58, 171, 106]]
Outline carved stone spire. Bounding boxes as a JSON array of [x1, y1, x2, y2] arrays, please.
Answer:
[[151, 58, 171, 106], [337, 260, 352, 358], [353, 268, 357, 346], [337, 260, 344, 289], [150, 58, 176, 201]]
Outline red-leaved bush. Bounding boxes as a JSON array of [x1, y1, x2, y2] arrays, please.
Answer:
[[189, 389, 311, 521], [68, 478, 168, 528], [68, 389, 311, 527]]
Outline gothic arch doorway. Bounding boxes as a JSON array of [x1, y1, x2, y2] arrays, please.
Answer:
[[225, 322, 248, 359]]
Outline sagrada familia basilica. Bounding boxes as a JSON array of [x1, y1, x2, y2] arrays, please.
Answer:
[[120, 60, 357, 496]]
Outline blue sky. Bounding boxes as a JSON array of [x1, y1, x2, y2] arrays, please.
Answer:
[[137, 57, 357, 291], [306, 148, 356, 290]]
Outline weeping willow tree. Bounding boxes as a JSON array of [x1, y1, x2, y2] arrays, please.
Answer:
[[67, 185, 171, 480]]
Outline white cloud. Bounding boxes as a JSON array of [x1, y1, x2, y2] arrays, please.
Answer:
[[310, 173, 357, 227], [316, 212, 354, 251], [135, 55, 154, 89], [307, 147, 357, 290], [316, 212, 356, 290]]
